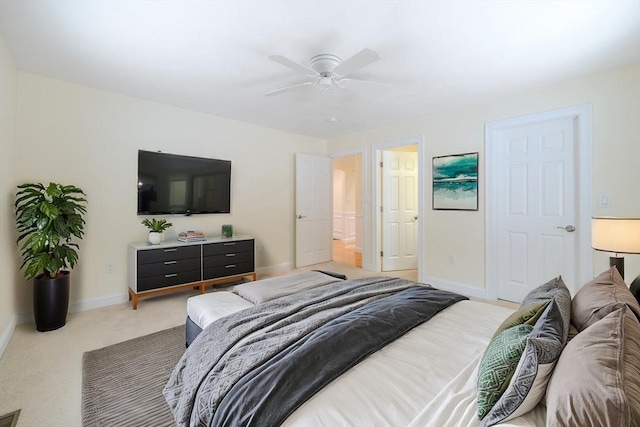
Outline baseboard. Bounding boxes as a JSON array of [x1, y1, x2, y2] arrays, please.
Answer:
[[256, 262, 294, 277], [69, 293, 129, 313], [420, 275, 486, 299], [16, 292, 129, 326], [0, 315, 17, 359]]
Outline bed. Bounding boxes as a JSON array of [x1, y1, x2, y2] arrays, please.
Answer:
[[164, 267, 640, 427]]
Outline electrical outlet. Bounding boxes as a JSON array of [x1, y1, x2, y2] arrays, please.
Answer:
[[106, 262, 115, 274], [448, 254, 456, 264]]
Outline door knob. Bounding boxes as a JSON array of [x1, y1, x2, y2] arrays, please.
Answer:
[[413, 215, 418, 221], [556, 225, 576, 232], [296, 214, 306, 219]]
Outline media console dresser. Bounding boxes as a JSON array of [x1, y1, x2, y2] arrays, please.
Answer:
[[127, 234, 256, 309]]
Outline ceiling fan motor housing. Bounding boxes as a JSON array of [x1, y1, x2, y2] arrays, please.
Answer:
[[309, 54, 342, 74]]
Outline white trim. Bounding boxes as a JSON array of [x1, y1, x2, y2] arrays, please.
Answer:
[[485, 104, 593, 299], [70, 293, 129, 313], [0, 315, 17, 359], [421, 275, 487, 299], [16, 292, 130, 325], [372, 136, 425, 276]]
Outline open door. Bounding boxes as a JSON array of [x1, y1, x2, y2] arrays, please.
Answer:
[[382, 150, 419, 271], [295, 153, 332, 268]]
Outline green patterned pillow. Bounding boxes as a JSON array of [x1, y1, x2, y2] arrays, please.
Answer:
[[491, 300, 549, 339], [477, 324, 533, 420]]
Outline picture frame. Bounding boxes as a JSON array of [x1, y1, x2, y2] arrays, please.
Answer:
[[432, 152, 479, 211]]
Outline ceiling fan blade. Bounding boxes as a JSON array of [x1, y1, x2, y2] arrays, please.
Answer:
[[332, 48, 381, 77], [268, 55, 319, 77], [264, 81, 315, 96]]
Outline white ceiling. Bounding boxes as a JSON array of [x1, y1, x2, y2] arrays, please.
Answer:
[[1, 1, 639, 139]]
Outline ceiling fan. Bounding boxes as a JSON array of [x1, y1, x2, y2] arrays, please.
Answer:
[[265, 48, 387, 96]]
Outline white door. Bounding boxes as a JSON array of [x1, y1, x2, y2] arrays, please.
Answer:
[[496, 117, 577, 302], [382, 150, 419, 271], [295, 153, 332, 268]]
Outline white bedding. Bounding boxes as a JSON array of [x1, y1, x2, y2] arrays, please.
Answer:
[[186, 291, 252, 328], [281, 299, 545, 427], [186, 290, 547, 426]]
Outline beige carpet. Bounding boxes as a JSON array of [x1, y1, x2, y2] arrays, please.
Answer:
[[82, 325, 185, 427]]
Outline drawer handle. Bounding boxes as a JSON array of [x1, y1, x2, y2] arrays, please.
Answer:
[[164, 261, 177, 265], [164, 248, 178, 252], [225, 265, 236, 268], [165, 273, 178, 278], [223, 242, 236, 246], [226, 254, 236, 257]]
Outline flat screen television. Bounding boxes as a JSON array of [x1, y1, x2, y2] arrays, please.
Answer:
[[137, 150, 231, 215]]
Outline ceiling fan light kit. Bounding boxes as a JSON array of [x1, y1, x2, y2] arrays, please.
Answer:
[[265, 48, 387, 96]]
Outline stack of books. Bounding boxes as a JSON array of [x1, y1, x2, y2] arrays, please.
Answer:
[[178, 231, 206, 242]]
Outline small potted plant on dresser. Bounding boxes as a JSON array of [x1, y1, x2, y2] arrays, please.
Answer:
[[141, 218, 172, 244], [15, 182, 87, 332]]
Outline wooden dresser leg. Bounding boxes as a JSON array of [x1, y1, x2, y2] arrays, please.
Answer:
[[129, 289, 138, 310]]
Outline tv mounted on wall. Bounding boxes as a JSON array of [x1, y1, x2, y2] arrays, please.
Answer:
[[137, 150, 231, 215]]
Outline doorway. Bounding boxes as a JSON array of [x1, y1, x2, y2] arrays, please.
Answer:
[[485, 105, 593, 301], [332, 153, 363, 268], [373, 136, 425, 277]]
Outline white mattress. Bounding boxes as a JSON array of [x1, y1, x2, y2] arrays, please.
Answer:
[[281, 299, 544, 427], [186, 291, 252, 329]]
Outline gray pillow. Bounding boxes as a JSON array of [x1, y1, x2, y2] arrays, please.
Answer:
[[571, 266, 640, 332], [479, 276, 571, 426], [546, 305, 640, 427]]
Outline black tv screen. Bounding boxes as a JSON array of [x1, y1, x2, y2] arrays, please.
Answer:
[[137, 150, 231, 215]]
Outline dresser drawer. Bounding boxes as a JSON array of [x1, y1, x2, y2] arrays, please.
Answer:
[[203, 261, 255, 281], [203, 251, 254, 269], [137, 269, 202, 292], [203, 240, 254, 256], [137, 245, 200, 264], [137, 257, 201, 279]]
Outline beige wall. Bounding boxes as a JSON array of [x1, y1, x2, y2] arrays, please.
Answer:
[[327, 64, 640, 293], [2, 39, 638, 347], [9, 72, 325, 315], [0, 38, 18, 348]]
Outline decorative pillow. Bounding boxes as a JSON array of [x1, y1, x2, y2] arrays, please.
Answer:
[[521, 275, 565, 307], [490, 300, 549, 339], [479, 276, 571, 427], [545, 305, 640, 427], [477, 324, 533, 420], [572, 266, 640, 332]]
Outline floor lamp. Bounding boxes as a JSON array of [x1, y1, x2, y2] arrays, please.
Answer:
[[591, 217, 640, 280]]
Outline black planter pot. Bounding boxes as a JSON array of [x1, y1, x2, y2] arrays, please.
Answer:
[[33, 271, 70, 332]]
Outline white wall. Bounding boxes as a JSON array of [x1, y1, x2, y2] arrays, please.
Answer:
[[0, 37, 18, 353], [328, 64, 640, 294], [10, 72, 325, 315]]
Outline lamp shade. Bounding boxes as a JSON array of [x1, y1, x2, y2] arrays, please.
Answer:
[[592, 217, 640, 254]]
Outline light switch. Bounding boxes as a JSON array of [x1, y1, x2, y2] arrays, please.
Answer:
[[599, 194, 610, 207]]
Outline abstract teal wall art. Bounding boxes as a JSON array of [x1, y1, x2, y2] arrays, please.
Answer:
[[432, 152, 478, 210]]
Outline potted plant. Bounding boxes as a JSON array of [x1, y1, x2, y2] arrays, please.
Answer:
[[15, 183, 87, 332], [141, 218, 172, 244]]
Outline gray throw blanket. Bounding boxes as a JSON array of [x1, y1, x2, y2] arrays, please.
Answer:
[[164, 277, 467, 427]]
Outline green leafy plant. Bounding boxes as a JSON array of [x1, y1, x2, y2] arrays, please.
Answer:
[[141, 218, 173, 232], [15, 183, 87, 279]]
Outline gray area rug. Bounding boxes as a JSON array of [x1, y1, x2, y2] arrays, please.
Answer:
[[82, 325, 185, 426]]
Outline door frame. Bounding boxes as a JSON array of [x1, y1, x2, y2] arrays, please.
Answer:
[[485, 104, 593, 299], [373, 135, 425, 274]]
